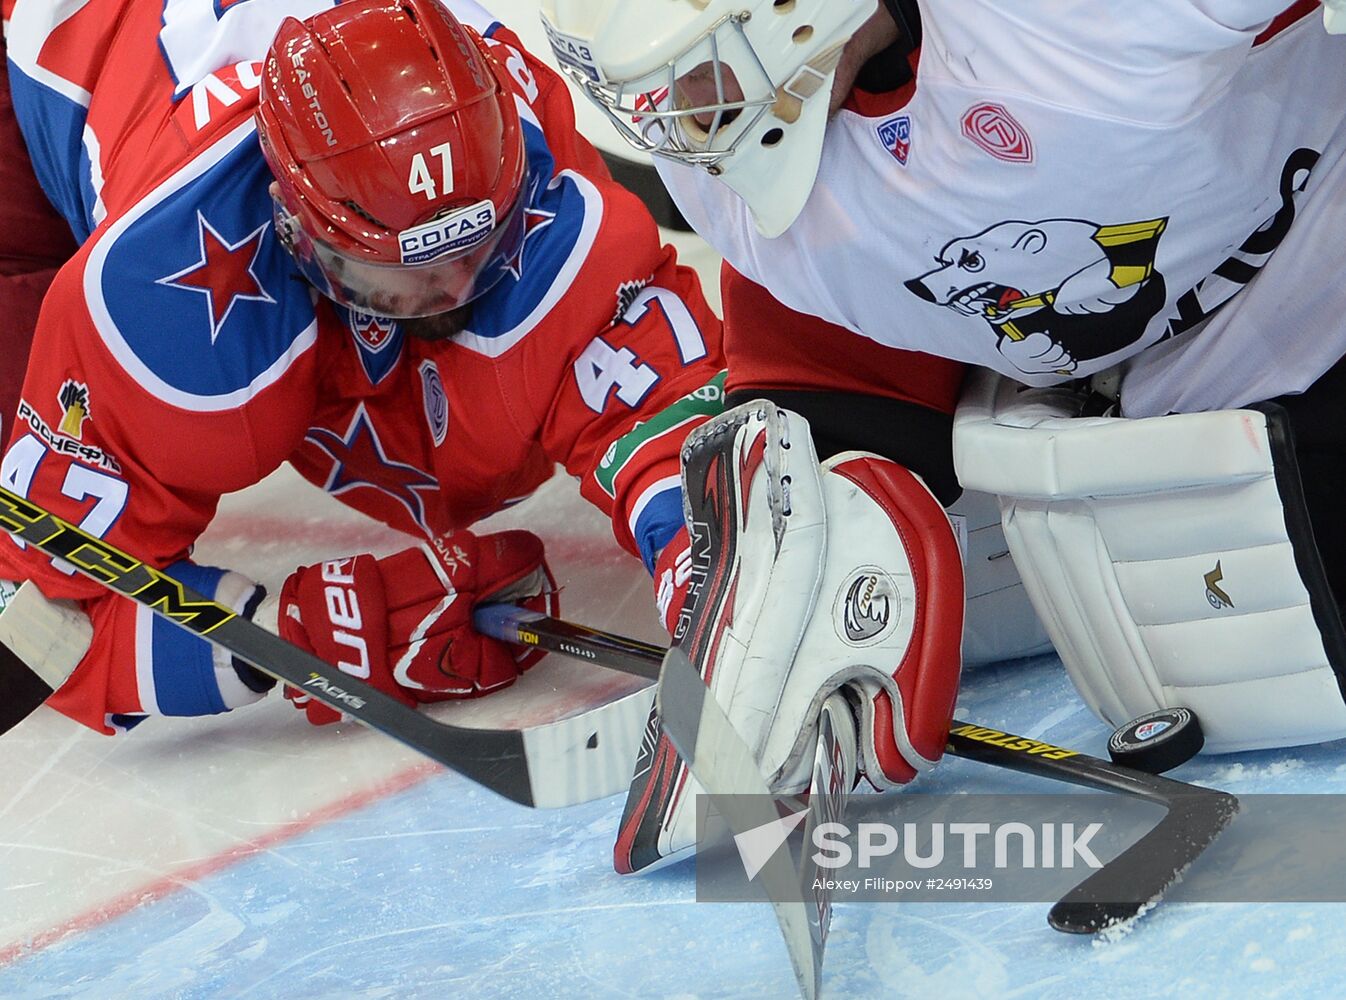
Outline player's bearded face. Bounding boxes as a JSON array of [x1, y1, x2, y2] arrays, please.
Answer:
[[402, 309, 472, 342], [267, 182, 526, 320]]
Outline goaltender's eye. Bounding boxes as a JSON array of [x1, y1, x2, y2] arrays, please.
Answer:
[[958, 248, 985, 272]]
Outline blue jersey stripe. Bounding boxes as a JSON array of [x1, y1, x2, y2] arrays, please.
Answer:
[[633, 487, 685, 574], [149, 562, 232, 717], [6, 58, 94, 241]]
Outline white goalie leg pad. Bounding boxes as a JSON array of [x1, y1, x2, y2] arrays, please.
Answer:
[[681, 401, 831, 783], [0, 580, 93, 691], [954, 370, 1346, 753], [948, 489, 1054, 666], [616, 400, 829, 873]]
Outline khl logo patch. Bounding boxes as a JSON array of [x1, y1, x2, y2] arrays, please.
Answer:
[[350, 311, 397, 353], [876, 115, 911, 165]]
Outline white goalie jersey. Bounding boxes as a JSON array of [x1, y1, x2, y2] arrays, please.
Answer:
[[659, 1, 1346, 418]]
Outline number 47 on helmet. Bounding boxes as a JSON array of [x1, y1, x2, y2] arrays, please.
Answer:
[[256, 0, 529, 318]]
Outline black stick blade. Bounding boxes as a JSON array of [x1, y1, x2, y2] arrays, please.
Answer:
[[1048, 790, 1240, 934]]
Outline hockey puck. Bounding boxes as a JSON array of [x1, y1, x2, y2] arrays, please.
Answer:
[[1107, 707, 1204, 774]]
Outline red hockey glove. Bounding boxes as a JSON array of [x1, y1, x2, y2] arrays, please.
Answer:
[[654, 526, 693, 637], [279, 530, 558, 725]]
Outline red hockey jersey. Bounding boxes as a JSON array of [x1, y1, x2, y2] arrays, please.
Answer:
[[0, 0, 723, 732]]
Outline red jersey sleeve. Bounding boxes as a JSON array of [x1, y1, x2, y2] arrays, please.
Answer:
[[529, 244, 724, 570], [440, 21, 729, 569]]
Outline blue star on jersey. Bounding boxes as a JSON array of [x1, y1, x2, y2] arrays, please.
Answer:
[[305, 405, 438, 536], [156, 211, 276, 343]]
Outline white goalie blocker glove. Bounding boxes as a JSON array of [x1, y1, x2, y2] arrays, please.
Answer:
[[614, 400, 965, 874], [954, 369, 1346, 753]]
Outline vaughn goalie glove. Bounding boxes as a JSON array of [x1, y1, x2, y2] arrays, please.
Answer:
[[615, 399, 966, 874]]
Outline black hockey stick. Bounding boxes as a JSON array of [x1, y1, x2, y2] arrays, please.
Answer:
[[0, 483, 652, 808], [474, 604, 1240, 935], [946, 722, 1240, 932]]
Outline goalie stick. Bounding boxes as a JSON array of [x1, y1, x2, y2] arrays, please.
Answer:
[[657, 643, 835, 1000], [479, 607, 853, 1000], [473, 604, 1241, 938], [0, 483, 652, 808]]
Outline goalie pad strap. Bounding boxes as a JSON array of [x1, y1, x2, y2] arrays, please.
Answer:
[[954, 370, 1346, 753]]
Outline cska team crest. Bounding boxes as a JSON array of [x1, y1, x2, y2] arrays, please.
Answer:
[[877, 115, 911, 165]]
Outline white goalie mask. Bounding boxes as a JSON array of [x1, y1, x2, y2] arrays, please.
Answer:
[[539, 0, 878, 238]]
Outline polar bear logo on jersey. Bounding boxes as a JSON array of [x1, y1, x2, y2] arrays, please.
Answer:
[[904, 217, 1168, 376]]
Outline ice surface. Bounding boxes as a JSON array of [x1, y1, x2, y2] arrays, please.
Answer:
[[5, 453, 1346, 999], [5, 6, 1346, 987]]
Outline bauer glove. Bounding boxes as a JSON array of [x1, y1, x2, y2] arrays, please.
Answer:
[[279, 529, 558, 725]]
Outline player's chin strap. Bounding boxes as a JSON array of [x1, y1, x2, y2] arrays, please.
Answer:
[[953, 369, 1346, 754]]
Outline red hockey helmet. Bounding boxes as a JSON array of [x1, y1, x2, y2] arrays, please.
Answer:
[[257, 0, 528, 317]]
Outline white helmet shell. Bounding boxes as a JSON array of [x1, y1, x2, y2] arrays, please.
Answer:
[[540, 0, 878, 238]]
